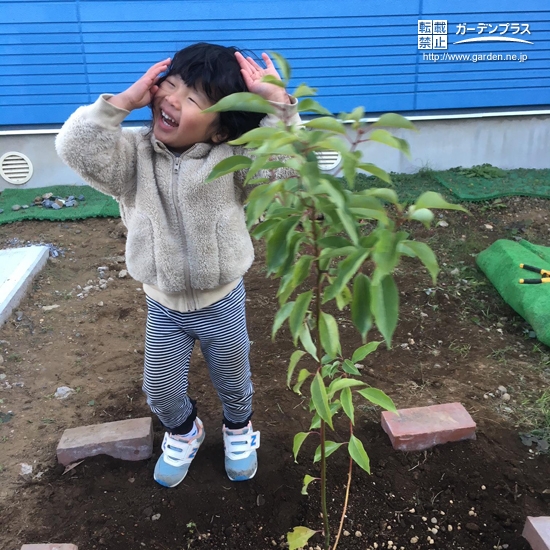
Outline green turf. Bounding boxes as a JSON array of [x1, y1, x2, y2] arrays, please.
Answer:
[[477, 239, 550, 347], [0, 185, 119, 225], [434, 166, 550, 201]]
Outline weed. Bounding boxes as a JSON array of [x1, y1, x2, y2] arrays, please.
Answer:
[[7, 353, 21, 363], [448, 341, 471, 358]]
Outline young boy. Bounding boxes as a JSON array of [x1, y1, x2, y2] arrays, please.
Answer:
[[56, 43, 300, 487]]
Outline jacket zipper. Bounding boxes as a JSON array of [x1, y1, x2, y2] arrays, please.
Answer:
[[171, 154, 198, 310]]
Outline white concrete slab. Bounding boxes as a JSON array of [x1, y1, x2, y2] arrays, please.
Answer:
[[0, 246, 49, 326]]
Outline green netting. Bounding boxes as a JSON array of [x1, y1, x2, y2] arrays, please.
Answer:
[[0, 185, 120, 225], [476, 239, 550, 347], [435, 168, 550, 201]]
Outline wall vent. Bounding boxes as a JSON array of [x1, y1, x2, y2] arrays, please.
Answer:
[[315, 150, 342, 172], [0, 152, 33, 185]]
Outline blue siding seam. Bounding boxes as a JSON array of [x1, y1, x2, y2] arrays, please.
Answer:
[[75, 0, 91, 103]]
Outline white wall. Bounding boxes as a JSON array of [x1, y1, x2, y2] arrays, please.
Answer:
[[1, 113, 549, 191]]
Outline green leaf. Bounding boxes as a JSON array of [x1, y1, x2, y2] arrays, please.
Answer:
[[341, 387, 354, 425], [335, 284, 352, 311], [251, 217, 279, 239], [408, 207, 434, 227], [368, 129, 410, 157], [293, 368, 312, 395], [266, 216, 301, 273], [348, 434, 371, 473], [357, 163, 392, 184], [289, 290, 313, 343], [272, 300, 294, 340], [402, 240, 440, 283], [292, 432, 310, 462], [361, 187, 399, 204], [304, 117, 347, 135], [372, 229, 402, 278], [298, 98, 332, 116], [342, 359, 361, 375], [311, 372, 334, 429], [371, 275, 399, 347], [293, 83, 318, 98], [327, 378, 365, 398], [206, 155, 252, 182], [301, 474, 317, 495], [229, 126, 282, 145], [351, 273, 373, 340], [299, 325, 318, 360], [414, 191, 468, 212], [204, 92, 276, 115], [323, 249, 370, 303], [351, 341, 381, 363], [261, 74, 286, 88], [287, 350, 307, 388], [372, 112, 417, 131], [277, 254, 314, 304], [318, 311, 340, 359], [287, 526, 317, 550], [313, 440, 344, 462], [357, 387, 397, 412], [317, 236, 353, 249], [269, 51, 291, 82], [246, 182, 281, 227]]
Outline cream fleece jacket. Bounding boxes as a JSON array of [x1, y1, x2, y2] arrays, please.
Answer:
[[56, 95, 299, 295]]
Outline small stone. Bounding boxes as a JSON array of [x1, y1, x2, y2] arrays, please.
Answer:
[[42, 305, 60, 311], [431, 528, 438, 535], [343, 530, 350, 537], [118, 269, 128, 278], [143, 506, 153, 517], [450, 267, 460, 276], [410, 536, 419, 544], [98, 301, 104, 307], [354, 531, 362, 537], [97, 266, 109, 272], [430, 517, 438, 524], [465, 523, 480, 532], [481, 485, 486, 490], [497, 385, 507, 394], [501, 393, 511, 402], [20, 463, 33, 475], [469, 510, 476, 516], [151, 513, 161, 521], [22, 204, 29, 209], [484, 224, 493, 230], [409, 508, 416, 513], [437, 220, 449, 227], [55, 386, 75, 399], [11, 204, 21, 211], [448, 525, 453, 532]]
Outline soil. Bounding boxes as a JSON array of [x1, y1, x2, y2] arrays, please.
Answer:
[[1, 196, 550, 550]]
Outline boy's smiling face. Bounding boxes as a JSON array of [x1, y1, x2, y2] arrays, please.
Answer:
[[152, 75, 223, 153]]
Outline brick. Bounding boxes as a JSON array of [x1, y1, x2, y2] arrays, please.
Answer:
[[21, 545, 78, 550], [381, 402, 476, 452], [57, 417, 153, 466], [523, 516, 550, 550]]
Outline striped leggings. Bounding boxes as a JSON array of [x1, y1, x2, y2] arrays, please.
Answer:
[[143, 280, 253, 435]]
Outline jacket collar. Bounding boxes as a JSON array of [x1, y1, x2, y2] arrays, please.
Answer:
[[149, 133, 213, 159]]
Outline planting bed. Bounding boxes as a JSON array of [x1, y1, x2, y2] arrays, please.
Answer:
[[1, 196, 549, 549]]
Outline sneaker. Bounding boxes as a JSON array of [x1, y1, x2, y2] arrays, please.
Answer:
[[153, 418, 205, 488], [223, 421, 260, 481]]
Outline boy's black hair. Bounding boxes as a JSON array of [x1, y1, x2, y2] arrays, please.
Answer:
[[154, 42, 264, 143]]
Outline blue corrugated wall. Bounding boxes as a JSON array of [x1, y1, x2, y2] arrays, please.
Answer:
[[1, 0, 549, 126]]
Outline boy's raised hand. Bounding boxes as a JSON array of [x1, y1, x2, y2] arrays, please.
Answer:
[[235, 52, 290, 104], [108, 58, 171, 111]]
